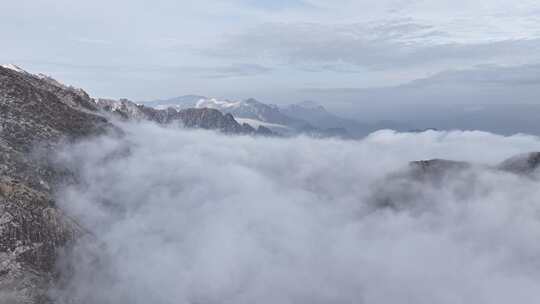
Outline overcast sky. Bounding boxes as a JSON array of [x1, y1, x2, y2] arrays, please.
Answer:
[[2, 0, 540, 106]]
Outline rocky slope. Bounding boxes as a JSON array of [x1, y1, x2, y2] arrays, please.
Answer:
[[0, 65, 113, 303], [0, 65, 271, 303]]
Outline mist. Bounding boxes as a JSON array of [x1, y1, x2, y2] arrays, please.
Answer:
[[51, 122, 540, 304]]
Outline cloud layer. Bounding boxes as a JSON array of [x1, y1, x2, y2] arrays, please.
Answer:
[[51, 122, 540, 303], [210, 22, 540, 72], [2, 0, 540, 100]]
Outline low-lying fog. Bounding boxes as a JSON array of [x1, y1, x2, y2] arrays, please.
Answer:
[[51, 122, 540, 304]]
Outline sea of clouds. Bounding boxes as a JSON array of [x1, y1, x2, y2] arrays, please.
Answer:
[[50, 122, 540, 304]]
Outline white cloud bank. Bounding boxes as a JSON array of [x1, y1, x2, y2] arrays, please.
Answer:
[[51, 123, 540, 303]]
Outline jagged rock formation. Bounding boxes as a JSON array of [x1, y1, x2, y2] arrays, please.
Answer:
[[95, 98, 273, 135]]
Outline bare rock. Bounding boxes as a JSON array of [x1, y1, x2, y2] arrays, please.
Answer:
[[498, 152, 540, 175]]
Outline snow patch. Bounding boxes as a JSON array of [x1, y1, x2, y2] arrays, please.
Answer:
[[196, 97, 242, 109], [236, 118, 291, 130], [1, 64, 27, 74]]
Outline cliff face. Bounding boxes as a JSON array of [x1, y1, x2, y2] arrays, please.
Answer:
[[0, 66, 112, 303]]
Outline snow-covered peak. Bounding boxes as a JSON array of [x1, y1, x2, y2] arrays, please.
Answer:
[[145, 96, 297, 126], [1, 64, 28, 74], [195, 97, 242, 109], [95, 98, 150, 120]]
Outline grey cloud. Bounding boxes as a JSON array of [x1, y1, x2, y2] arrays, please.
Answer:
[[16, 61, 271, 79], [410, 64, 540, 86], [203, 63, 272, 78], [74, 38, 113, 45], [404, 39, 540, 69], [51, 122, 540, 303], [207, 21, 540, 71], [243, 0, 312, 11], [2, 0, 540, 100], [300, 63, 540, 104]]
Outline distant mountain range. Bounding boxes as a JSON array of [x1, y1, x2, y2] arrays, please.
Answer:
[[95, 98, 273, 135], [141, 96, 411, 138]]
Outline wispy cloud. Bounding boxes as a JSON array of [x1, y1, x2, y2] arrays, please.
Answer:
[[242, 0, 313, 11], [73, 37, 113, 45], [203, 63, 272, 78], [13, 61, 271, 78], [205, 21, 540, 72], [410, 64, 540, 86]]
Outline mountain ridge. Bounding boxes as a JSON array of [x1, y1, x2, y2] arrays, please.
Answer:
[[141, 96, 356, 138], [142, 95, 414, 138]]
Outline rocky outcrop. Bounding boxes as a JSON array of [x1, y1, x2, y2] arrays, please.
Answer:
[[368, 159, 474, 211], [498, 152, 540, 175], [369, 153, 540, 212], [409, 159, 471, 180]]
